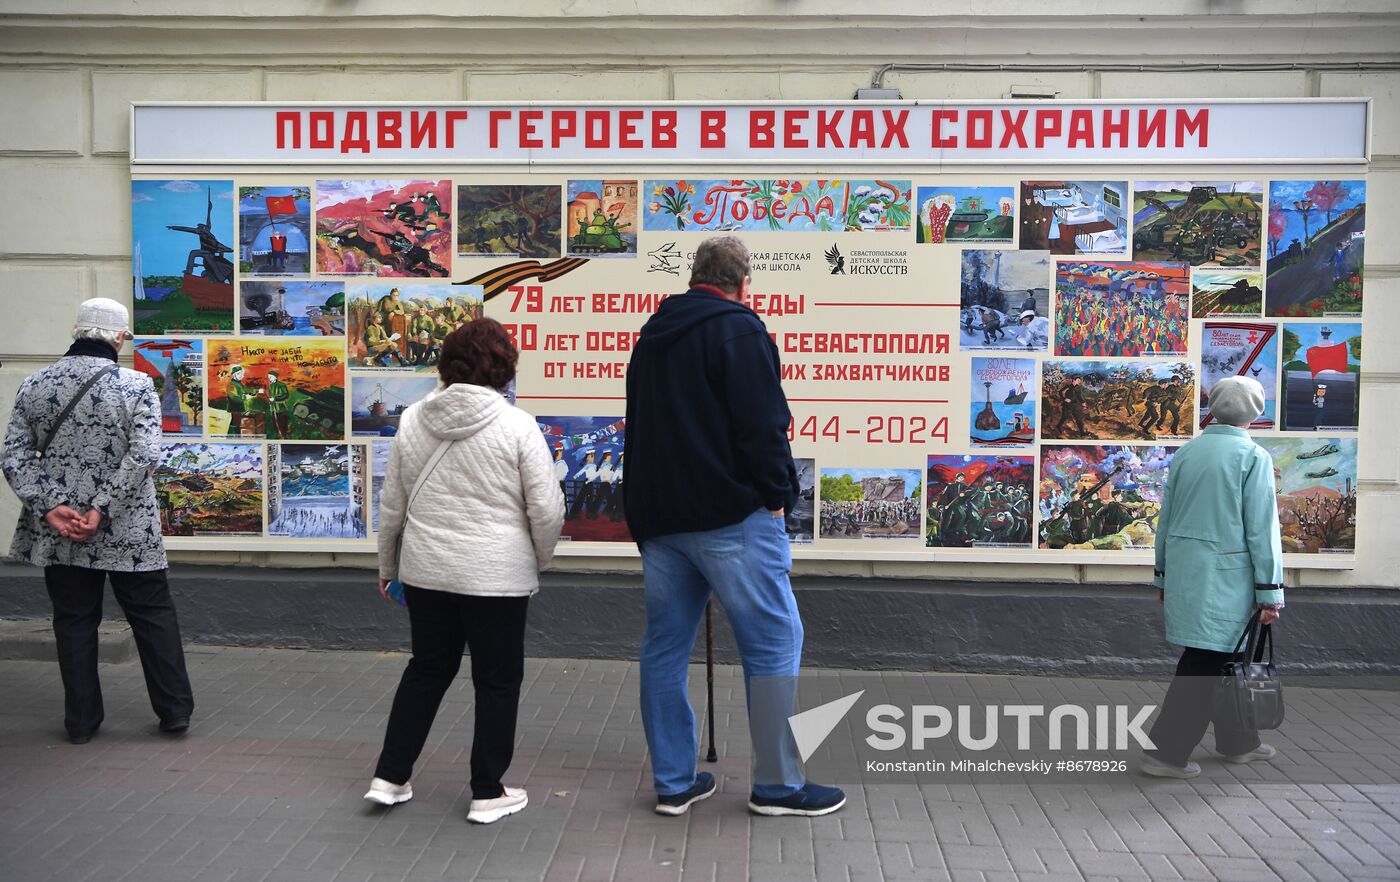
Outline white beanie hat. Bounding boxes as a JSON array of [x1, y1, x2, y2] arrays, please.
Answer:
[[74, 297, 131, 336], [1209, 375, 1266, 427]]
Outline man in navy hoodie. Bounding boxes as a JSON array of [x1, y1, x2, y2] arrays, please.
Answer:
[[624, 236, 845, 818]]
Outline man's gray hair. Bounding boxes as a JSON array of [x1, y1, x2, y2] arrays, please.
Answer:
[[73, 326, 125, 348], [689, 236, 751, 293]]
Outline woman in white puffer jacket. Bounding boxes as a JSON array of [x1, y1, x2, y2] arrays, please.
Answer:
[[365, 318, 564, 825]]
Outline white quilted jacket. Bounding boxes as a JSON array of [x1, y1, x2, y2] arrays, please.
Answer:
[[377, 382, 564, 596]]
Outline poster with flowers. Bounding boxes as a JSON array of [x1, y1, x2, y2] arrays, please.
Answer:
[[642, 179, 911, 232]]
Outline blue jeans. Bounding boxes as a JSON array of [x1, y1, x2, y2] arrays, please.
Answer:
[[639, 507, 805, 798]]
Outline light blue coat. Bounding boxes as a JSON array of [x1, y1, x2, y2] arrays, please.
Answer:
[[1154, 426, 1285, 652]]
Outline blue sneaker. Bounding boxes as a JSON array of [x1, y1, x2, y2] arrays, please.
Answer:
[[655, 772, 717, 816], [748, 783, 846, 817]]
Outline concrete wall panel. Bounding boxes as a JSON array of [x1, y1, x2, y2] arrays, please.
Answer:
[[0, 71, 84, 154]]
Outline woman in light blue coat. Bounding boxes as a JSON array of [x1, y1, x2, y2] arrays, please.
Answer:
[[1140, 376, 1284, 779]]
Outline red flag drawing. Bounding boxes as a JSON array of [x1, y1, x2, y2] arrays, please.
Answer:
[[1306, 342, 1349, 376], [265, 195, 297, 217], [931, 461, 989, 485]]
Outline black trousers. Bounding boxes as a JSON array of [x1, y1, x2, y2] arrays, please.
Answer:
[[374, 586, 529, 799], [44, 565, 195, 738], [1147, 646, 1261, 767]]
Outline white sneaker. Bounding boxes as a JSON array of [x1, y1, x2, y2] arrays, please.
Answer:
[[467, 786, 528, 824], [364, 777, 413, 806], [1221, 743, 1277, 764], [1138, 754, 1201, 779]]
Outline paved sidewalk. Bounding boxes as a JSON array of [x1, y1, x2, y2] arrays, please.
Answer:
[[1, 646, 1398, 882]]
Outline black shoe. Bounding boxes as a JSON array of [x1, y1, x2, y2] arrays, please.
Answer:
[[159, 716, 190, 734], [749, 783, 846, 817], [68, 730, 95, 745], [655, 772, 717, 816]]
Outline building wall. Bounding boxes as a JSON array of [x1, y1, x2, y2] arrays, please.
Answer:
[[2, 2, 1398, 588]]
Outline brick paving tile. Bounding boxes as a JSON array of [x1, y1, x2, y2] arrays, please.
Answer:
[[1, 646, 1399, 881]]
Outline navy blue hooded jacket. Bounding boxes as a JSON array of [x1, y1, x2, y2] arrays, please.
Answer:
[[623, 286, 799, 544]]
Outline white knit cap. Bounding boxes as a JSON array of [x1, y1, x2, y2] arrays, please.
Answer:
[[1209, 375, 1266, 427], [74, 297, 131, 335]]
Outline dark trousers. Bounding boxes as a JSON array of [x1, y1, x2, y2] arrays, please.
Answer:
[[1147, 646, 1261, 767], [44, 565, 194, 738], [374, 586, 529, 799]]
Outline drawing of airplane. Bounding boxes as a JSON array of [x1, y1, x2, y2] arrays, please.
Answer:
[[1297, 442, 1340, 460], [1304, 467, 1339, 479]]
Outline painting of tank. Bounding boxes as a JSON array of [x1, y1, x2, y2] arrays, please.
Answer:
[[1254, 437, 1358, 555], [457, 185, 562, 258], [132, 179, 236, 334], [153, 442, 263, 537], [1131, 181, 1263, 267], [239, 281, 345, 336], [958, 250, 1052, 352], [926, 455, 1034, 548], [916, 186, 1015, 244], [566, 180, 638, 257], [268, 443, 368, 540], [1038, 445, 1177, 551], [818, 467, 923, 542], [1192, 269, 1263, 318], [133, 339, 204, 436]]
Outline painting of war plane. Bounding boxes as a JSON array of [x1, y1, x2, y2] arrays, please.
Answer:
[[206, 338, 346, 440], [1266, 180, 1365, 317], [133, 338, 203, 436], [566, 180, 638, 257], [537, 416, 630, 543], [1255, 437, 1358, 554], [457, 185, 562, 258], [1042, 360, 1196, 442], [1200, 323, 1278, 430], [1132, 181, 1263, 267], [315, 179, 452, 277], [239, 281, 345, 336], [970, 357, 1036, 447], [239, 185, 311, 276], [1038, 445, 1177, 551], [132, 179, 236, 334], [1281, 323, 1360, 431], [1018, 180, 1128, 256], [819, 467, 923, 542], [268, 443, 367, 540], [917, 186, 1014, 244], [958, 249, 1051, 352], [153, 442, 263, 537], [1192, 269, 1263, 318], [1054, 261, 1189, 357], [926, 455, 1034, 548]]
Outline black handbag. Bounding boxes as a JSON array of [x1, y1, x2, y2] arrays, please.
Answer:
[[1214, 610, 1285, 731]]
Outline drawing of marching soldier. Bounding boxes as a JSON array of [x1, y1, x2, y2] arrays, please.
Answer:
[[1138, 379, 1170, 436], [1056, 375, 1088, 437], [1154, 376, 1189, 436]]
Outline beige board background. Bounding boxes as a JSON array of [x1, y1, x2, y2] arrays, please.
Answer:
[[132, 171, 1362, 567]]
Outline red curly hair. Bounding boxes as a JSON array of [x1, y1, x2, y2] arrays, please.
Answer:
[[438, 317, 518, 389]]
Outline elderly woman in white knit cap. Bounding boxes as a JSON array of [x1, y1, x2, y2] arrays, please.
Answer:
[[1139, 376, 1283, 778]]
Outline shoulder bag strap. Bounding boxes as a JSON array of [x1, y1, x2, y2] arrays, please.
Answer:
[[37, 365, 119, 458], [406, 439, 454, 515], [1232, 608, 1262, 658]]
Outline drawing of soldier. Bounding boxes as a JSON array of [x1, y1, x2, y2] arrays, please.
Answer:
[[1095, 488, 1135, 537], [414, 191, 445, 219], [375, 287, 407, 327], [225, 364, 252, 435], [264, 369, 291, 439], [362, 313, 408, 366], [1138, 379, 1169, 436], [1056, 375, 1088, 437], [408, 306, 437, 364], [569, 451, 600, 520], [1064, 496, 1092, 544], [443, 296, 474, 324], [1154, 376, 1189, 435], [936, 473, 971, 543]]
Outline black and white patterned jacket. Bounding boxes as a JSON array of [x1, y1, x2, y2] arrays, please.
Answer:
[[3, 345, 168, 571]]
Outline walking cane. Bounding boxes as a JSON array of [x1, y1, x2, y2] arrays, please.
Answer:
[[705, 599, 718, 762]]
